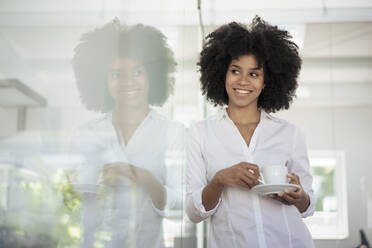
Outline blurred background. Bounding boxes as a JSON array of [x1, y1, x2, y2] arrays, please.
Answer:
[[0, 0, 371, 247]]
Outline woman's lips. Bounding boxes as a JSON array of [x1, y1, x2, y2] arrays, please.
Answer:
[[234, 88, 253, 96], [118, 89, 142, 96]]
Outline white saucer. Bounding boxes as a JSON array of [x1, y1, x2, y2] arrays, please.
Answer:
[[70, 183, 108, 194], [252, 183, 300, 195]]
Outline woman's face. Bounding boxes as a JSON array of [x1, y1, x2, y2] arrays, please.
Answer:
[[225, 54, 265, 109], [108, 57, 149, 109]]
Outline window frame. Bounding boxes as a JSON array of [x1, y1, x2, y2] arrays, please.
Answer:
[[304, 150, 349, 240]]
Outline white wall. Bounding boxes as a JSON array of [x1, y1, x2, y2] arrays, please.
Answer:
[[278, 106, 372, 247]]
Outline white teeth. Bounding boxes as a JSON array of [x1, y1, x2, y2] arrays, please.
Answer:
[[120, 90, 140, 94], [235, 89, 252, 94]]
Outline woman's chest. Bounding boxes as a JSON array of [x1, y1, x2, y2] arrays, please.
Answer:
[[235, 123, 258, 146], [201, 131, 292, 181]]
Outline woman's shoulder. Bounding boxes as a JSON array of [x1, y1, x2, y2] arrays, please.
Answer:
[[187, 112, 224, 139], [72, 114, 113, 141], [150, 110, 186, 135], [189, 114, 218, 130], [78, 114, 110, 130], [192, 108, 225, 124], [263, 112, 305, 137], [264, 112, 295, 127]]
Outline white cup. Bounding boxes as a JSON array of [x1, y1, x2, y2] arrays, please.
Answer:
[[261, 165, 288, 185]]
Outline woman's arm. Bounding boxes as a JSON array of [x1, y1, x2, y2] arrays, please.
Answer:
[[201, 176, 224, 211], [186, 124, 221, 223], [139, 170, 166, 210], [202, 162, 260, 211]]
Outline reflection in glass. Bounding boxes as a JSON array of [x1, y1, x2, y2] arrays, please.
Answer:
[[71, 19, 184, 248]]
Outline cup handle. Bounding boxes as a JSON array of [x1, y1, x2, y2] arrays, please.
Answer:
[[286, 173, 291, 184], [258, 172, 265, 184]]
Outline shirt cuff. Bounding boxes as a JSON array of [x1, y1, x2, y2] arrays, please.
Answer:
[[150, 199, 166, 217], [192, 186, 221, 218], [149, 186, 170, 217], [301, 192, 316, 218]]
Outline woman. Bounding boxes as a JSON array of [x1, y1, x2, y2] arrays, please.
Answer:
[[71, 19, 184, 248], [186, 17, 315, 248]]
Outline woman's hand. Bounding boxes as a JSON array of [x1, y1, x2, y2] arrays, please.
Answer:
[[101, 162, 153, 187], [269, 173, 310, 213], [101, 162, 165, 209], [101, 163, 126, 187], [202, 162, 259, 211], [214, 162, 260, 189]]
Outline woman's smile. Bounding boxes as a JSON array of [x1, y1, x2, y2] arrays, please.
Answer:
[[233, 88, 253, 96]]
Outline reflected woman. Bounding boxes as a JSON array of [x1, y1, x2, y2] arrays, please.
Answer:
[[71, 19, 184, 248]]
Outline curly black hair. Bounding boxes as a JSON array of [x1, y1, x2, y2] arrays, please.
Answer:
[[73, 20, 176, 112], [198, 16, 301, 113]]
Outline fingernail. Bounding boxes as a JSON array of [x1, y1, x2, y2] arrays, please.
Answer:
[[285, 190, 290, 193]]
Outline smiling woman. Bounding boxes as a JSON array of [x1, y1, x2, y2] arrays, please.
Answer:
[[70, 19, 184, 248], [198, 17, 301, 113], [187, 16, 315, 248]]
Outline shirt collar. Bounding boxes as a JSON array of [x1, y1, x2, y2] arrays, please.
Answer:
[[106, 108, 158, 121], [218, 107, 272, 122]]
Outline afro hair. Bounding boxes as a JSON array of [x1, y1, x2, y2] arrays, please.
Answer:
[[198, 16, 302, 113], [73, 20, 176, 112]]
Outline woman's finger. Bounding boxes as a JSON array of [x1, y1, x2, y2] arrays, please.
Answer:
[[287, 174, 301, 186], [120, 169, 136, 182], [103, 162, 122, 169], [238, 179, 252, 189], [271, 195, 290, 205], [284, 189, 302, 199], [280, 192, 297, 204], [240, 174, 255, 188], [129, 164, 137, 177], [241, 163, 260, 176], [241, 169, 259, 182], [286, 173, 296, 183]]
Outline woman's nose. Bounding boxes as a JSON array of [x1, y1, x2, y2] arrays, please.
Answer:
[[238, 76, 251, 85], [118, 76, 134, 87]]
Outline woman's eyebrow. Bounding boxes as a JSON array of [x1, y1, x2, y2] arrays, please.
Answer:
[[231, 64, 241, 69], [231, 64, 260, 70]]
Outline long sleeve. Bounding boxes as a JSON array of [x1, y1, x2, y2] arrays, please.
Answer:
[[151, 123, 185, 216], [69, 127, 105, 248], [286, 127, 316, 218], [186, 124, 221, 223]]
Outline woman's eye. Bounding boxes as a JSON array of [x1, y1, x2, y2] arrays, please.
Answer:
[[133, 69, 143, 77], [250, 72, 258, 77], [111, 71, 120, 79], [231, 69, 239, 75]]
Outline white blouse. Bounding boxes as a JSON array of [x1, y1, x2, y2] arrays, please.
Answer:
[[186, 108, 315, 248], [70, 109, 184, 248]]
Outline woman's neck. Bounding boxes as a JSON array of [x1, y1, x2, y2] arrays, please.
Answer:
[[112, 105, 150, 126], [226, 104, 260, 125]]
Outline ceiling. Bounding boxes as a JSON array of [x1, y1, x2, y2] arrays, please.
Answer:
[[0, 0, 371, 110]]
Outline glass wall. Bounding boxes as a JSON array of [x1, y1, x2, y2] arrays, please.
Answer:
[[0, 1, 371, 247]]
